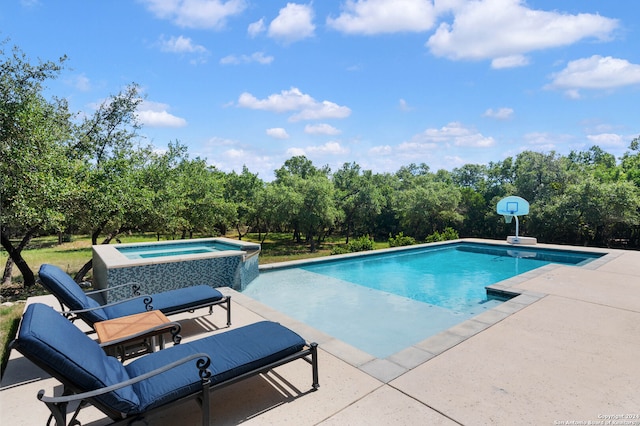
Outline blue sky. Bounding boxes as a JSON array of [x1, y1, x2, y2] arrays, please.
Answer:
[[4, 0, 640, 180]]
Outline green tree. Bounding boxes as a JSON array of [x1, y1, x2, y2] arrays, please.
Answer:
[[536, 177, 639, 245], [141, 142, 190, 240], [458, 187, 490, 237], [174, 158, 235, 238], [370, 172, 402, 240], [274, 156, 336, 252], [68, 84, 155, 280], [620, 136, 640, 188], [224, 166, 264, 240], [452, 163, 488, 192], [332, 162, 384, 243], [254, 182, 302, 243], [394, 176, 463, 240], [0, 44, 76, 286], [567, 145, 620, 183], [513, 151, 568, 203], [297, 175, 338, 252]]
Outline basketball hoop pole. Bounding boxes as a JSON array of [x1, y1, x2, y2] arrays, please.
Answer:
[[513, 214, 519, 242]]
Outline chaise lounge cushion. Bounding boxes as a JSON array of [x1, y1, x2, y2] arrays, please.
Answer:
[[14, 303, 140, 413], [127, 320, 306, 412], [38, 264, 108, 325], [103, 285, 224, 319], [38, 264, 226, 327]]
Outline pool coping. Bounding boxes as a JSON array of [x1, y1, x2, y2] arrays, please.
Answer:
[[236, 238, 619, 383], [93, 237, 259, 269]]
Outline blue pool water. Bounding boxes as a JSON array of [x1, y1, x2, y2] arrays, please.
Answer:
[[242, 243, 602, 358], [117, 241, 241, 259]]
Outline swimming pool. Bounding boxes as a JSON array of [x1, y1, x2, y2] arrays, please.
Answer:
[[242, 242, 603, 358]]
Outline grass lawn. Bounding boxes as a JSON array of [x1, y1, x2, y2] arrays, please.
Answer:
[[0, 303, 23, 378], [0, 233, 170, 284]]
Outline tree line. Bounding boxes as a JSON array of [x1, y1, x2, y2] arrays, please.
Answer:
[[2, 44, 639, 287]]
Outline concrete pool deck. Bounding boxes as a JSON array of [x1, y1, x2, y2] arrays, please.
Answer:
[[2, 241, 640, 424]]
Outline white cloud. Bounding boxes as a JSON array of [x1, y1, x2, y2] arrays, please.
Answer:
[[248, 18, 266, 37], [73, 74, 91, 91], [290, 101, 351, 122], [404, 122, 495, 148], [140, 0, 247, 29], [158, 35, 208, 53], [521, 131, 574, 151], [398, 98, 414, 111], [237, 87, 351, 122], [238, 87, 313, 112], [483, 107, 513, 120], [220, 52, 274, 65], [286, 147, 307, 156], [205, 136, 236, 147], [136, 101, 187, 127], [586, 133, 626, 148], [398, 140, 438, 152], [306, 141, 349, 155], [491, 54, 529, 69], [426, 0, 618, 65], [268, 3, 315, 43], [327, 0, 437, 35], [547, 55, 640, 96], [156, 35, 209, 63], [444, 155, 466, 168], [369, 145, 393, 155], [285, 141, 350, 158], [305, 123, 342, 135], [224, 148, 246, 159], [266, 127, 290, 139]]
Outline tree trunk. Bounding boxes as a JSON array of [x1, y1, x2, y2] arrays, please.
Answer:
[[1, 228, 37, 287], [260, 230, 270, 244], [74, 259, 93, 283], [308, 229, 316, 253], [2, 256, 14, 286], [91, 220, 109, 245], [75, 231, 117, 283]]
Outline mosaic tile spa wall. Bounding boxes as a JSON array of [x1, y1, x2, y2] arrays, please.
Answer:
[[93, 238, 260, 302]]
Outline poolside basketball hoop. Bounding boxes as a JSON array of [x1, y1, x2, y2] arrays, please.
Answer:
[[496, 196, 536, 245]]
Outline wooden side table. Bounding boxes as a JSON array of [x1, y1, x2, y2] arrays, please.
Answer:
[[95, 310, 181, 360]]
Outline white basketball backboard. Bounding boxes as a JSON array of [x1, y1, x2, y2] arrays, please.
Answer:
[[496, 196, 529, 216]]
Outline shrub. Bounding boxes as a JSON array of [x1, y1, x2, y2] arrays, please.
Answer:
[[425, 227, 459, 243], [330, 246, 350, 255], [347, 235, 375, 252], [388, 232, 416, 247], [331, 235, 375, 255]]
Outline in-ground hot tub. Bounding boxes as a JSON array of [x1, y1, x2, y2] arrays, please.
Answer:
[[93, 237, 260, 302]]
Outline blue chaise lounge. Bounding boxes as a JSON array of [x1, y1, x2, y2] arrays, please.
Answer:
[[38, 264, 231, 328], [12, 303, 319, 426]]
